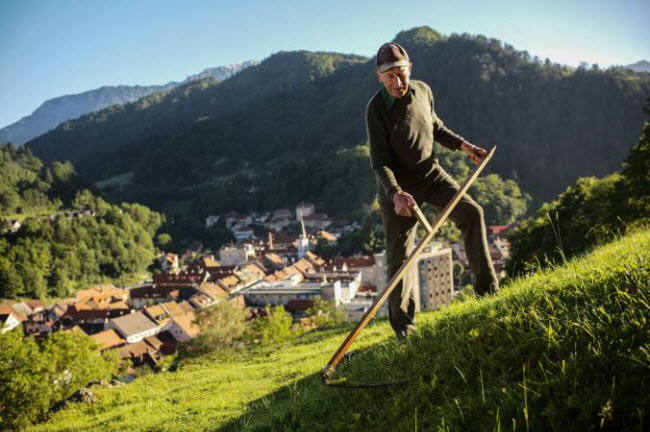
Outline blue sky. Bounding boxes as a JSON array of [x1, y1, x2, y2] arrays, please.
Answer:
[[1, 0, 648, 129]]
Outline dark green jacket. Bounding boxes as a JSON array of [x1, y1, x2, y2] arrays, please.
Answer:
[[365, 80, 464, 198]]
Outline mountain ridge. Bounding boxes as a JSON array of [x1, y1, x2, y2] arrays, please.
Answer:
[[25, 27, 650, 217], [0, 61, 258, 146]]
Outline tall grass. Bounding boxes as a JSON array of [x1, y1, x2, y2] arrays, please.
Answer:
[[29, 229, 649, 432]]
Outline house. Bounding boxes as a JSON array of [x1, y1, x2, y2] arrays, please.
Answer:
[[152, 266, 208, 287], [22, 311, 57, 336], [263, 252, 286, 271], [224, 211, 251, 229], [201, 256, 221, 270], [62, 302, 110, 324], [62, 299, 130, 326], [317, 230, 338, 244], [143, 301, 186, 325], [295, 202, 315, 221], [266, 209, 293, 231], [333, 256, 376, 285], [48, 300, 74, 321], [76, 284, 128, 304], [219, 244, 256, 266], [189, 283, 229, 309], [216, 274, 241, 294], [158, 253, 180, 274], [25, 300, 45, 313], [9, 301, 34, 317], [119, 340, 162, 367], [4, 219, 21, 233], [233, 265, 265, 289], [90, 329, 126, 351], [303, 213, 332, 230], [145, 331, 177, 355], [109, 312, 160, 344], [166, 312, 200, 342], [0, 309, 21, 333], [205, 215, 220, 228], [177, 300, 195, 313], [166, 288, 200, 304], [232, 225, 254, 242], [243, 279, 320, 308], [129, 284, 179, 309], [304, 251, 326, 267]]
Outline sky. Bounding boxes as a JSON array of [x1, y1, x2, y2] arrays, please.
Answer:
[[1, 0, 649, 129]]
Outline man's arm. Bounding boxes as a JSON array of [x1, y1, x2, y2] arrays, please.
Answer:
[[366, 101, 401, 198], [366, 100, 416, 216]]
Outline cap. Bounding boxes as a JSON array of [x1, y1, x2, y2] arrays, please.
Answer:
[[376, 42, 410, 73]]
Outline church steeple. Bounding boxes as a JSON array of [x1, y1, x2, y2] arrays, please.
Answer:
[[298, 210, 309, 258]]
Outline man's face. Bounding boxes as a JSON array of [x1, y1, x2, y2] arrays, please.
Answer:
[[376, 64, 412, 98]]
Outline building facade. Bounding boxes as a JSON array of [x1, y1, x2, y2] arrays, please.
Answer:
[[417, 244, 454, 311]]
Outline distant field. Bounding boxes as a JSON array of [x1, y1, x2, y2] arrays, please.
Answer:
[[95, 172, 134, 188], [29, 229, 650, 432]]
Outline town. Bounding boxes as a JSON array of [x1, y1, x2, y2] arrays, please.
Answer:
[[0, 201, 513, 373]]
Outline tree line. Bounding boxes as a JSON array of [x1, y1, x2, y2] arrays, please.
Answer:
[[506, 101, 650, 275]]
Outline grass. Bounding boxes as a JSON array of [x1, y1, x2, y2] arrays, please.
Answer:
[[95, 172, 134, 189], [28, 229, 650, 432]]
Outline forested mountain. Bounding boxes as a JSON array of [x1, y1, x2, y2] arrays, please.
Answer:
[[0, 62, 257, 146], [0, 144, 91, 215], [26, 27, 650, 222], [0, 145, 164, 299], [507, 100, 650, 275]]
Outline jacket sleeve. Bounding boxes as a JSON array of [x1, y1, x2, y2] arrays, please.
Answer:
[[429, 86, 464, 151], [366, 100, 401, 198]]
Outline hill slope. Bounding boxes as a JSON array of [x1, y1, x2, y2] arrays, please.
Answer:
[[30, 228, 650, 431]]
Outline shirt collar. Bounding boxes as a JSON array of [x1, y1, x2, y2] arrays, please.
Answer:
[[380, 84, 416, 110]]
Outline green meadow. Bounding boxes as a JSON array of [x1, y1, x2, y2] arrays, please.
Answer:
[[30, 228, 650, 432]]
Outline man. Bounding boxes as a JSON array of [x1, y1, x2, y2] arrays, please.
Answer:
[[366, 42, 498, 339]]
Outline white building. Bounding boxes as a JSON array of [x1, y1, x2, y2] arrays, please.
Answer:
[[373, 251, 388, 290], [165, 312, 200, 342], [205, 215, 220, 228], [295, 202, 315, 221], [417, 244, 454, 311], [0, 311, 21, 333], [219, 244, 256, 266], [109, 312, 160, 344], [232, 225, 254, 242]]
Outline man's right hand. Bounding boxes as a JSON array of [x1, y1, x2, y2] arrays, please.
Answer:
[[392, 190, 416, 217]]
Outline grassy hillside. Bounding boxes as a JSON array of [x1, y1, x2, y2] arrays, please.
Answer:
[[30, 228, 649, 431]]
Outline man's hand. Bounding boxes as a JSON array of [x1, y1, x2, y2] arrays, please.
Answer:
[[461, 141, 487, 165], [392, 190, 416, 217]]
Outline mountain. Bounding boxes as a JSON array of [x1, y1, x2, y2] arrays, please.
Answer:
[[25, 26, 650, 218], [623, 60, 650, 73], [183, 60, 259, 83], [0, 62, 257, 146]]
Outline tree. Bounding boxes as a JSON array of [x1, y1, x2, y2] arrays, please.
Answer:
[[0, 329, 118, 431], [179, 300, 248, 358], [247, 304, 294, 345], [305, 296, 345, 328], [156, 233, 172, 249]]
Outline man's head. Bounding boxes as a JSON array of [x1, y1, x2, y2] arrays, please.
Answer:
[[375, 42, 412, 99]]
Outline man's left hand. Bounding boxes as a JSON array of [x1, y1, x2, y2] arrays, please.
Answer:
[[461, 141, 487, 165]]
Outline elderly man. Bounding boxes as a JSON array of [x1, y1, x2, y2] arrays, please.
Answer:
[[366, 42, 498, 339]]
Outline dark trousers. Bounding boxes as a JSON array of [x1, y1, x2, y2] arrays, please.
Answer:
[[379, 164, 499, 336]]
